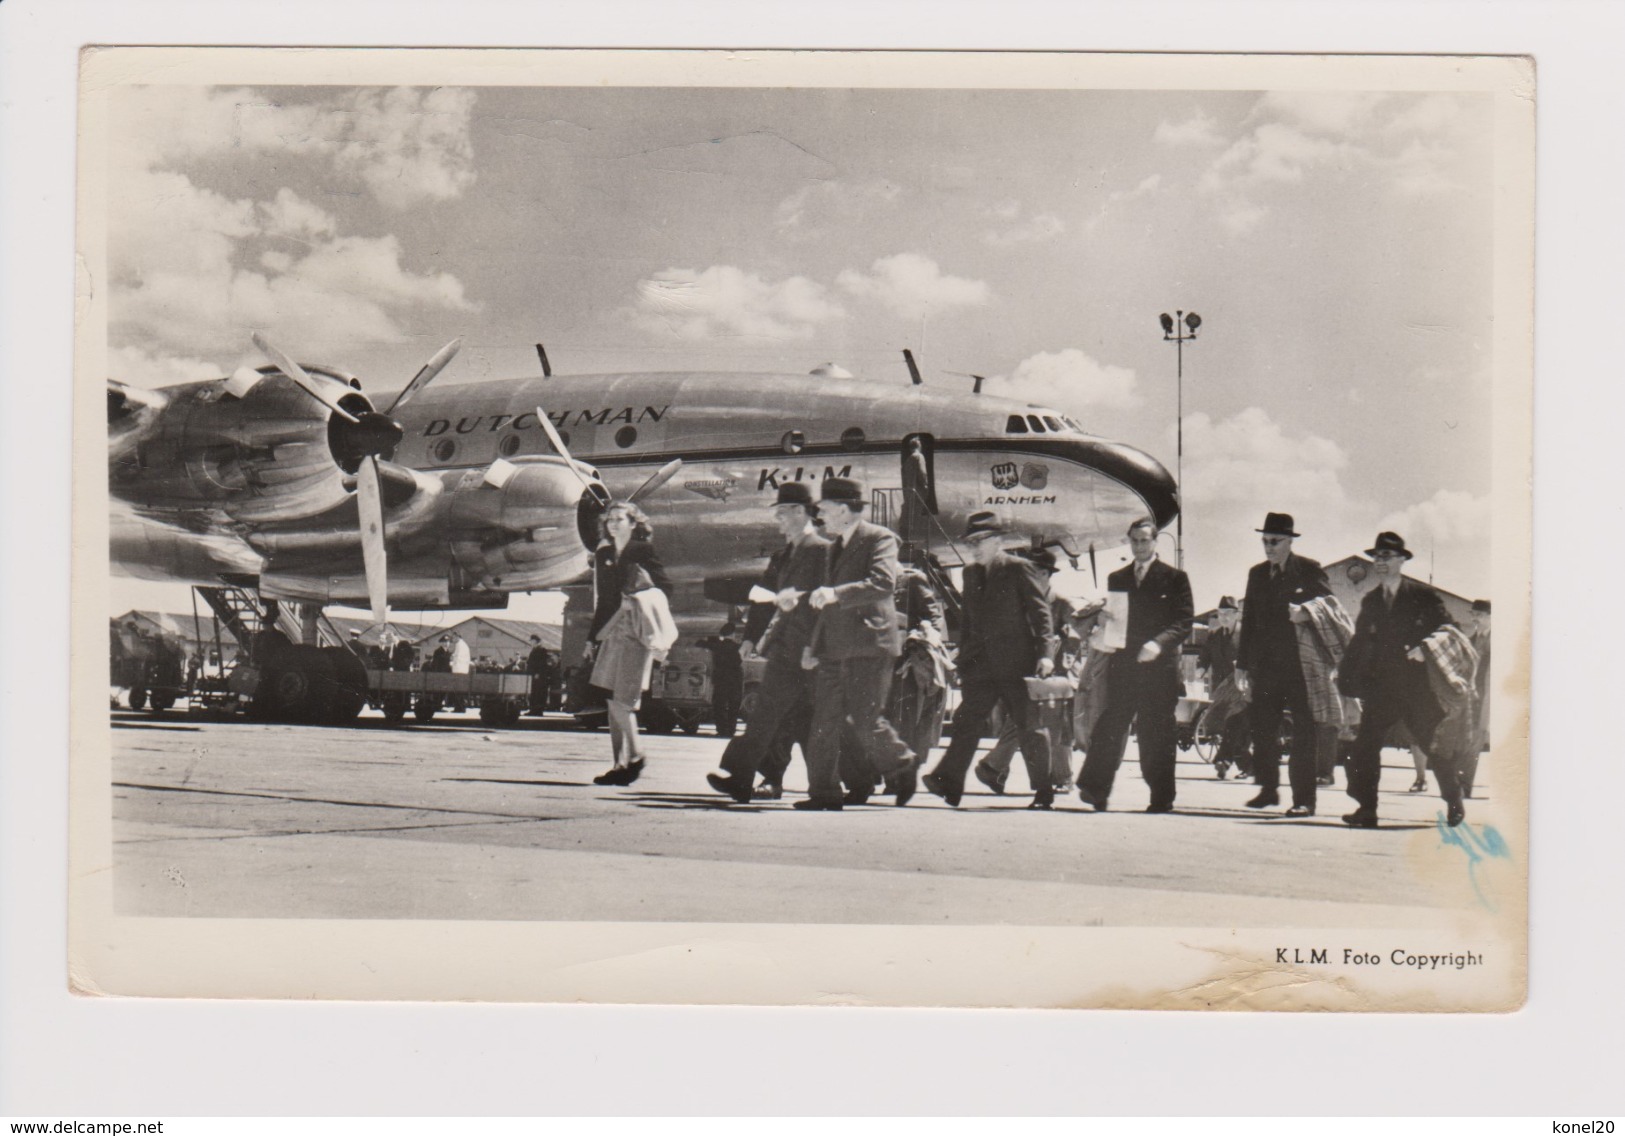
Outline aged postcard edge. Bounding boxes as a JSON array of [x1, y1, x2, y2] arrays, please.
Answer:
[[67, 46, 1534, 1009]]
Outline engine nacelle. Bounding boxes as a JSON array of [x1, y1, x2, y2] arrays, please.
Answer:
[[108, 372, 364, 524], [446, 458, 597, 592]]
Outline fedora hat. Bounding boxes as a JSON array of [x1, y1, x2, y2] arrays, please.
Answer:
[[774, 482, 814, 507], [962, 510, 1005, 541], [1025, 547, 1060, 574], [1472, 599, 1491, 614], [1217, 595, 1238, 611], [1365, 531, 1414, 560], [819, 476, 865, 504], [1256, 512, 1300, 538]]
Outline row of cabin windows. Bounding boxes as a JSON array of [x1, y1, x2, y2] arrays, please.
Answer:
[[427, 424, 872, 465], [1006, 413, 1076, 435]]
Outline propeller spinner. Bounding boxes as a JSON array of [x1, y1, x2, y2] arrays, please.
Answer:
[[253, 333, 462, 625]]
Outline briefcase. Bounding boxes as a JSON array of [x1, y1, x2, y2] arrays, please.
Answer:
[[1023, 675, 1078, 705]]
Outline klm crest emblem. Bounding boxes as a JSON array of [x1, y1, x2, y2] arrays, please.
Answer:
[[991, 462, 1019, 490]]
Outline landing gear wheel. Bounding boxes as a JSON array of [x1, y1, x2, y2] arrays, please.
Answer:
[[128, 687, 148, 711], [148, 691, 176, 713], [319, 647, 367, 725], [382, 691, 409, 725]]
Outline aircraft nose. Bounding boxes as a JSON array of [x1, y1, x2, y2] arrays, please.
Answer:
[[1074, 438, 1181, 531]]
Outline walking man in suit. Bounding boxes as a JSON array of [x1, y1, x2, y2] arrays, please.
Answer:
[[705, 483, 829, 803], [798, 477, 918, 810], [923, 512, 1059, 808], [1234, 512, 1332, 816], [1337, 532, 1453, 828], [1076, 518, 1194, 813]]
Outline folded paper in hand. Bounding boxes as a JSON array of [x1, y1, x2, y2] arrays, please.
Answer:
[[1101, 592, 1129, 651], [747, 585, 778, 604]]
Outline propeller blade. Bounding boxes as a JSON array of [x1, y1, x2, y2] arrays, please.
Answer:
[[903, 348, 923, 386], [252, 332, 360, 424], [533, 405, 597, 495], [385, 336, 463, 415], [627, 458, 684, 505], [356, 455, 389, 626]]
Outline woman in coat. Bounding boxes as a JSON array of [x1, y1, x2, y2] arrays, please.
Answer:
[[589, 562, 678, 785], [588, 502, 671, 646]]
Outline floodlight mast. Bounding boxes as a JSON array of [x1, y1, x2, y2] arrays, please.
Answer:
[[1159, 309, 1202, 571]]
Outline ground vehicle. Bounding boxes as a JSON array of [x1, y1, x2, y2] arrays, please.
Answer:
[[644, 645, 731, 735]]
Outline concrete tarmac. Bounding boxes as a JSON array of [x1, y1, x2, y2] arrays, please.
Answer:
[[110, 708, 1497, 926]]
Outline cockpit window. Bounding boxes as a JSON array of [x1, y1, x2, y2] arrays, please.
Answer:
[[1026, 414, 1046, 433], [1042, 415, 1064, 432], [1005, 414, 1028, 434]]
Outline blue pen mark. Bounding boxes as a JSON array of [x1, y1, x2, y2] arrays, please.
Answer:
[[1437, 816, 1512, 911]]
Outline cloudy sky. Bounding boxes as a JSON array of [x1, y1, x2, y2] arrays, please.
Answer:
[[106, 81, 1497, 615]]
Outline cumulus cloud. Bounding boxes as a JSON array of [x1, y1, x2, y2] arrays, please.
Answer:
[[258, 188, 337, 242], [113, 85, 478, 211], [1194, 92, 1476, 230], [1378, 489, 1492, 546], [1199, 123, 1362, 194], [982, 201, 1067, 247], [108, 345, 228, 390], [1253, 92, 1391, 138], [1374, 489, 1493, 597], [985, 349, 1139, 412], [1155, 109, 1225, 147], [631, 265, 844, 341], [105, 86, 479, 377], [774, 178, 903, 239], [835, 253, 991, 321], [1180, 407, 1351, 514], [1083, 174, 1162, 235]]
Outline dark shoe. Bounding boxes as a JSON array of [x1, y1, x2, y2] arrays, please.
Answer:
[[921, 770, 961, 808], [1245, 792, 1280, 809], [842, 788, 873, 806], [1077, 786, 1107, 812], [1029, 786, 1055, 810], [622, 757, 645, 785], [973, 762, 1008, 795], [592, 766, 629, 786], [1286, 804, 1315, 818], [1342, 810, 1379, 829], [1446, 802, 1465, 827], [1214, 761, 1229, 780], [706, 771, 753, 804], [1144, 802, 1174, 814], [893, 763, 918, 807], [1408, 777, 1427, 794], [753, 781, 783, 800], [792, 797, 843, 811]]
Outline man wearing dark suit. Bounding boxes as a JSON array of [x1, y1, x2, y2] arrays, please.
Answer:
[[705, 483, 830, 803], [798, 477, 917, 810], [922, 512, 1059, 808], [1076, 518, 1194, 813], [1337, 532, 1453, 828], [1235, 511, 1332, 816]]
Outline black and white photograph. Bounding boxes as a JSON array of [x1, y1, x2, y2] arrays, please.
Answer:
[[71, 47, 1531, 1009]]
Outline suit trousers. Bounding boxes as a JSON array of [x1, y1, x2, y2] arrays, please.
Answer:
[[1248, 661, 1320, 809], [935, 671, 1052, 790], [806, 655, 914, 803], [980, 708, 1073, 788], [718, 655, 812, 786], [1079, 662, 1179, 809], [1347, 686, 1448, 813]]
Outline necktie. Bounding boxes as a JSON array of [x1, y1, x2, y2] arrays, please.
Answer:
[[831, 538, 845, 563], [1135, 563, 1147, 586]]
